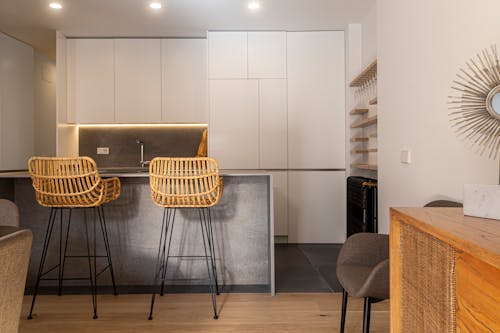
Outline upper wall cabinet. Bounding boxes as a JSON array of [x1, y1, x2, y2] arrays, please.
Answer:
[[287, 31, 346, 169], [68, 38, 206, 124], [248, 32, 286, 79], [115, 39, 162, 123], [208, 31, 286, 79], [208, 32, 247, 79], [162, 39, 207, 123], [67, 39, 115, 123]]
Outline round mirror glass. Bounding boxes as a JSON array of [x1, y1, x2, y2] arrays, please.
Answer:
[[491, 92, 500, 116]]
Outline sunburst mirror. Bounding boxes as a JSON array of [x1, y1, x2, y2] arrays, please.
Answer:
[[449, 45, 500, 159]]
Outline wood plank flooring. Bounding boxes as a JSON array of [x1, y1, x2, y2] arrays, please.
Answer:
[[19, 293, 389, 333]]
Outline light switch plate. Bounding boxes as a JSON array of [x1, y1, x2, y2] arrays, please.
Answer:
[[401, 150, 411, 164], [97, 147, 110, 155]]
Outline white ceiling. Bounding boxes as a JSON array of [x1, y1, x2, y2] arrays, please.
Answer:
[[0, 0, 371, 59]]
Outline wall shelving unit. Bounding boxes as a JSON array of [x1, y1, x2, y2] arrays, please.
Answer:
[[349, 59, 378, 173]]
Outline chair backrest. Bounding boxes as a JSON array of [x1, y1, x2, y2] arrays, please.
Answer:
[[0, 199, 19, 227], [424, 200, 463, 208], [0, 227, 32, 333], [28, 157, 103, 207], [149, 157, 222, 208]]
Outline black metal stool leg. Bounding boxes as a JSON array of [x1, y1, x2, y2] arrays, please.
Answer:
[[149, 208, 169, 320], [84, 209, 98, 319], [28, 208, 57, 319], [58, 208, 63, 296], [160, 208, 176, 296], [340, 289, 348, 333], [363, 297, 372, 333], [59, 208, 72, 296], [199, 209, 218, 320], [97, 206, 118, 296], [205, 208, 220, 295]]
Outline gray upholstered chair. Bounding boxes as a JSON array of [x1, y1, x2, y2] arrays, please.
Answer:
[[0, 199, 20, 226], [424, 200, 462, 208], [0, 226, 32, 333], [336, 232, 389, 333]]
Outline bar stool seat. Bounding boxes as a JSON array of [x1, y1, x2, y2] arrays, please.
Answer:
[[27, 156, 120, 320], [148, 157, 223, 320]]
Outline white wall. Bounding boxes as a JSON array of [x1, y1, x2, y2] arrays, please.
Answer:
[[361, 1, 377, 67], [34, 52, 56, 156], [377, 0, 500, 234]]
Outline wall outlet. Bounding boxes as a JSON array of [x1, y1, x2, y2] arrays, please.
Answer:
[[97, 147, 110, 155]]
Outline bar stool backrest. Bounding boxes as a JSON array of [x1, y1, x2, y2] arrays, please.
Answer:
[[28, 157, 103, 207], [149, 157, 222, 208]]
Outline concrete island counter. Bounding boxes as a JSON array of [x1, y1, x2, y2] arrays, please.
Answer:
[[0, 171, 275, 295]]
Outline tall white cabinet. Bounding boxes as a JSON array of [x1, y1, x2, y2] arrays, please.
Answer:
[[0, 33, 34, 171], [208, 31, 346, 243]]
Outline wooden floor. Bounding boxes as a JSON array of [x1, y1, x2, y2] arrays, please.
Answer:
[[19, 293, 389, 333]]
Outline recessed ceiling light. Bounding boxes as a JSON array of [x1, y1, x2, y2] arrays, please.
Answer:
[[49, 2, 62, 9], [248, 2, 260, 10], [150, 2, 162, 9]]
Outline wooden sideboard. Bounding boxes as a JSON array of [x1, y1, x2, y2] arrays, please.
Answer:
[[390, 207, 500, 333]]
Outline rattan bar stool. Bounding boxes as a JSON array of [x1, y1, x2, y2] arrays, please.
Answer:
[[27, 156, 120, 320], [148, 157, 223, 320]]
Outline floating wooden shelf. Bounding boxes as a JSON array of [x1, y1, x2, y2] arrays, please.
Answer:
[[349, 60, 377, 87], [351, 163, 378, 171], [369, 133, 378, 138], [369, 97, 378, 105], [350, 108, 369, 115], [350, 115, 377, 128], [350, 137, 370, 142], [351, 148, 378, 154]]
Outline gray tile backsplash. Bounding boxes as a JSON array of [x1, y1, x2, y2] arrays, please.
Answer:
[[79, 125, 207, 168]]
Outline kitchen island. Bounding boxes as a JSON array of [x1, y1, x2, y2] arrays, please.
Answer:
[[0, 171, 275, 295]]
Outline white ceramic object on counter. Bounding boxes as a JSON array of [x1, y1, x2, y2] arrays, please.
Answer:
[[463, 184, 500, 220]]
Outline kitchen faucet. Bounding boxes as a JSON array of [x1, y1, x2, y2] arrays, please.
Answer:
[[136, 139, 150, 168]]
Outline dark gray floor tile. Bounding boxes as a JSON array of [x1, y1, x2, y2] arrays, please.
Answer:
[[298, 244, 342, 267]]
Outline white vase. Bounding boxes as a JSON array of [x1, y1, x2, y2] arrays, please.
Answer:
[[463, 184, 500, 220]]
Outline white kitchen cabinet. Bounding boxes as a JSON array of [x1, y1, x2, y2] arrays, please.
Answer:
[[115, 39, 162, 123], [209, 80, 259, 169], [248, 32, 286, 79], [287, 31, 346, 169], [161, 39, 207, 123], [67, 39, 115, 123], [0, 34, 34, 170], [259, 79, 287, 169], [288, 171, 346, 243], [208, 32, 247, 79]]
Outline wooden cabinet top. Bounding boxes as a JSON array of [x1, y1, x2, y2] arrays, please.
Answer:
[[391, 207, 500, 269]]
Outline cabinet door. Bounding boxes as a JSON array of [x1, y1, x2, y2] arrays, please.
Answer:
[[260, 79, 287, 169], [288, 171, 346, 243], [162, 39, 207, 123], [248, 32, 286, 79], [269, 171, 288, 236], [209, 80, 259, 169], [208, 32, 247, 79], [115, 39, 162, 123], [0, 34, 34, 170], [67, 39, 115, 123], [287, 31, 345, 169]]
